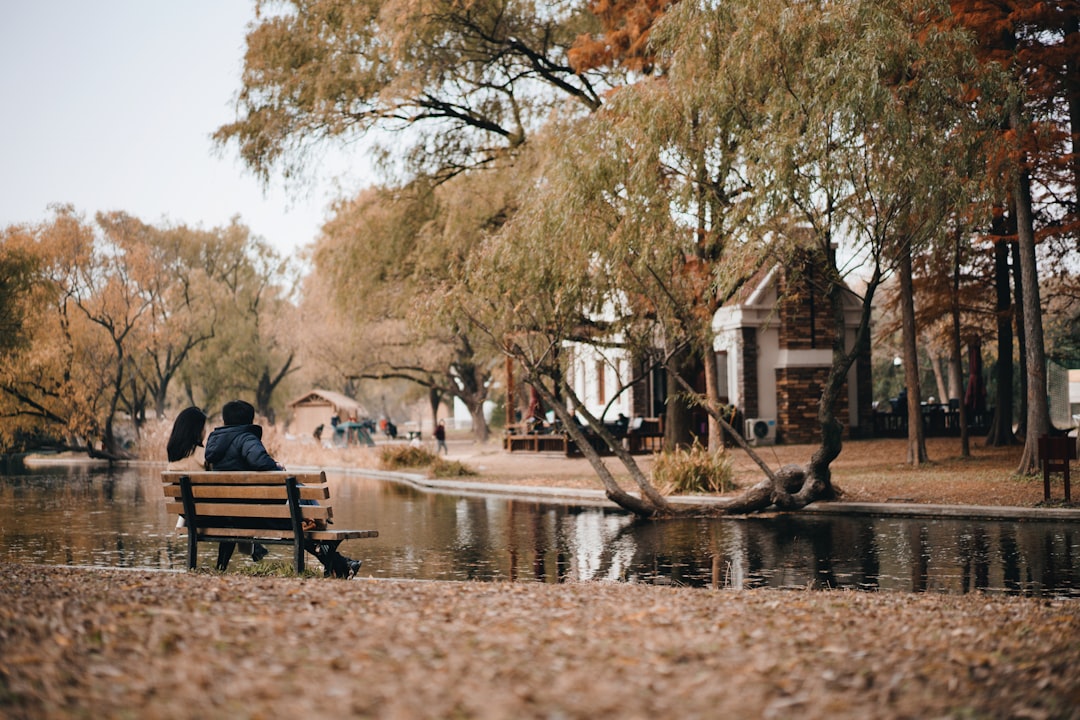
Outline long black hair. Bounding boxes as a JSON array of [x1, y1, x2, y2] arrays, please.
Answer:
[[167, 407, 207, 462]]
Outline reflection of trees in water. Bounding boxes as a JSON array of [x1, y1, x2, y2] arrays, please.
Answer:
[[958, 525, 991, 592], [453, 497, 494, 580], [548, 515, 885, 590], [907, 523, 930, 592], [1000, 527, 1022, 594], [6, 468, 1080, 595], [497, 508, 649, 584], [616, 519, 713, 586], [1035, 527, 1077, 594], [733, 517, 881, 591], [506, 500, 569, 582]]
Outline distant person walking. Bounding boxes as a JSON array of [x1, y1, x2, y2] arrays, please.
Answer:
[[434, 420, 448, 455]]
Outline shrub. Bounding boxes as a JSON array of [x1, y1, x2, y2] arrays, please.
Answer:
[[651, 442, 736, 495], [429, 457, 476, 478], [379, 444, 437, 470]]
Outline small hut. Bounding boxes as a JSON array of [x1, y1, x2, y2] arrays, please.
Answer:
[[287, 390, 367, 439]]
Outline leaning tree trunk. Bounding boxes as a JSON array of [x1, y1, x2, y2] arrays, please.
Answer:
[[531, 377, 665, 517], [703, 346, 723, 453]]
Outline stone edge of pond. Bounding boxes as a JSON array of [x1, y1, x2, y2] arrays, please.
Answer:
[[291, 464, 1080, 522]]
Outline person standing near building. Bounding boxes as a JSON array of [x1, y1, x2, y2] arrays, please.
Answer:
[[434, 420, 448, 455]]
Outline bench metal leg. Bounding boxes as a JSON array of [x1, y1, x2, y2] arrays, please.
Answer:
[[186, 532, 198, 570], [294, 540, 305, 574], [180, 476, 200, 570]]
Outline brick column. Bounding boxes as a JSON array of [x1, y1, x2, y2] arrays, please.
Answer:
[[739, 327, 758, 418]]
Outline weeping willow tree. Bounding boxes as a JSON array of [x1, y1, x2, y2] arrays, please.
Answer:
[[443, 0, 1003, 518], [310, 161, 546, 442]]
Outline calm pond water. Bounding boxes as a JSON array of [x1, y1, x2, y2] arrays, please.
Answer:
[[1, 463, 1078, 596]]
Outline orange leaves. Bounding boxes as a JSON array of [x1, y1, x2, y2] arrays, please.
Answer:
[[569, 0, 675, 73]]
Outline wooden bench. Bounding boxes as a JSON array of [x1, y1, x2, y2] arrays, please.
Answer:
[[504, 432, 570, 454], [161, 470, 378, 574], [1039, 435, 1076, 503]]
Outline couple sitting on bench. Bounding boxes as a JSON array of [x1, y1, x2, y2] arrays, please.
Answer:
[[167, 400, 362, 579]]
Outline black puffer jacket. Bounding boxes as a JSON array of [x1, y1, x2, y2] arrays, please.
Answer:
[[203, 424, 280, 471]]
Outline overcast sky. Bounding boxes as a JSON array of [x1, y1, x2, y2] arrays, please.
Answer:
[[0, 1, 374, 257]]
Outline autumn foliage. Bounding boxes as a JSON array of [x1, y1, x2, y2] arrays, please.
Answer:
[[569, 0, 676, 73]]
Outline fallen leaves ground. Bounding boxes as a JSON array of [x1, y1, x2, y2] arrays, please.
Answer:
[[1, 563, 1078, 719]]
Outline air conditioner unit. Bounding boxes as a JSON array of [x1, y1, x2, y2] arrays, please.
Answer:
[[745, 418, 777, 446]]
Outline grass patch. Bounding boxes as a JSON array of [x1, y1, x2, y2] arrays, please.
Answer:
[[379, 444, 437, 469], [429, 456, 476, 478], [652, 442, 736, 495], [378, 443, 477, 477], [226, 561, 325, 579]]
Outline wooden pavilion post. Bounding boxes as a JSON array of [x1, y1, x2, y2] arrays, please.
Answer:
[[506, 355, 515, 428]]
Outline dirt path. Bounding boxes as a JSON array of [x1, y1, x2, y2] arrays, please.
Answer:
[[2, 563, 1078, 719]]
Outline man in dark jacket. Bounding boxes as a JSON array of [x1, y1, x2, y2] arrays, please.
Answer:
[[205, 400, 361, 579], [204, 399, 282, 471]]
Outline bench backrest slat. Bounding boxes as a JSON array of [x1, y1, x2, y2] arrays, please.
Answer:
[[161, 470, 326, 485], [163, 502, 332, 520], [162, 485, 330, 502]]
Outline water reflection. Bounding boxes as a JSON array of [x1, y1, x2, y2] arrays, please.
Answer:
[[1, 464, 1078, 596]]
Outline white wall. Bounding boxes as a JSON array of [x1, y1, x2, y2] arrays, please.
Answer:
[[568, 342, 633, 421]]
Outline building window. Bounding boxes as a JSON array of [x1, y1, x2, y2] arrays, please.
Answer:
[[716, 351, 729, 404]]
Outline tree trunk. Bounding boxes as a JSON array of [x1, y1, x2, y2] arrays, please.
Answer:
[[1011, 239, 1028, 439], [1012, 161, 1051, 475], [703, 348, 723, 453], [101, 338, 127, 458], [899, 239, 929, 465], [534, 377, 666, 516], [986, 236, 1016, 446], [950, 223, 969, 457], [951, 223, 970, 457], [154, 385, 168, 420], [1065, 13, 1080, 202], [454, 383, 490, 443], [255, 354, 294, 425], [947, 354, 962, 404], [466, 401, 489, 443], [428, 386, 443, 426], [663, 345, 696, 450], [449, 357, 491, 443]]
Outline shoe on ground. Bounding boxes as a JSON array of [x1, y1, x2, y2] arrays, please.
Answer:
[[251, 544, 269, 562], [329, 556, 362, 579]]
